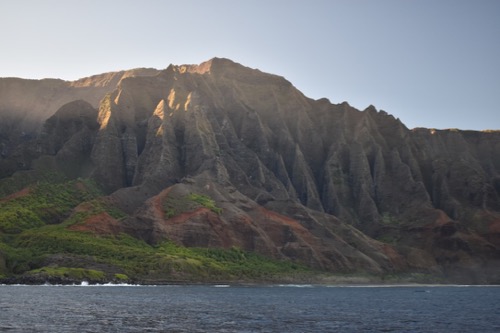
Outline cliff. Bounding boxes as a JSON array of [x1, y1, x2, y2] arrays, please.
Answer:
[[1, 58, 499, 283]]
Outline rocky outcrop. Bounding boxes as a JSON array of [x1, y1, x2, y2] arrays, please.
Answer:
[[117, 181, 401, 273], [0, 68, 159, 133], [0, 69, 159, 179], [1, 58, 499, 282]]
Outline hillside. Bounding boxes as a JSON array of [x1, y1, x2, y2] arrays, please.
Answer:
[[1, 58, 499, 284]]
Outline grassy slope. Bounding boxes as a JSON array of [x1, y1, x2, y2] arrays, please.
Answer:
[[0, 179, 309, 283]]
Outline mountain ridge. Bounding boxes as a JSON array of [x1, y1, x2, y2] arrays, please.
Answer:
[[1, 58, 499, 284]]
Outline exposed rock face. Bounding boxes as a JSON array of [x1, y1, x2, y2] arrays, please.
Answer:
[[0, 69, 159, 179], [0, 68, 160, 133], [1, 58, 499, 282]]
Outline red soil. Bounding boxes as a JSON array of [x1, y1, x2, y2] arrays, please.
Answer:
[[0, 187, 31, 202], [69, 212, 121, 235]]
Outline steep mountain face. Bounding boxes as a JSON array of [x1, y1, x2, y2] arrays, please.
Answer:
[[1, 58, 499, 283], [0, 68, 159, 179]]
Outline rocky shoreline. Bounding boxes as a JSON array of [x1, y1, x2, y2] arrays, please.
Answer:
[[3, 272, 497, 286]]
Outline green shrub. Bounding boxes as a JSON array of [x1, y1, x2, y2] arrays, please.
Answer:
[[64, 198, 127, 226], [162, 193, 222, 218], [0, 208, 44, 233], [28, 267, 105, 281], [0, 179, 104, 233], [114, 273, 129, 281], [188, 193, 222, 214]]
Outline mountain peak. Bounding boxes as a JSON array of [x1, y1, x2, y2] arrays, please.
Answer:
[[167, 57, 248, 76], [1, 59, 500, 284]]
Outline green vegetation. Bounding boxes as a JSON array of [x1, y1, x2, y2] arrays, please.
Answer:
[[4, 223, 306, 282], [0, 179, 308, 283], [162, 194, 198, 218], [64, 198, 127, 227], [187, 193, 222, 214], [1, 223, 307, 282], [0, 179, 101, 233], [153, 243, 305, 280], [163, 192, 222, 218], [28, 267, 106, 281], [114, 273, 129, 281], [165, 207, 176, 219]]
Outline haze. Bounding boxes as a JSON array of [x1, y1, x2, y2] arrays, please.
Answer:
[[1, 0, 499, 130]]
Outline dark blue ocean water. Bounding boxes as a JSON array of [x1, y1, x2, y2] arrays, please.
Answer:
[[0, 284, 499, 332]]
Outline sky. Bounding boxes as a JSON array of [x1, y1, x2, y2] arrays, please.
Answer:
[[1, 0, 499, 130]]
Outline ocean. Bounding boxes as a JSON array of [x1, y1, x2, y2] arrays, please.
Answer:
[[0, 284, 499, 332]]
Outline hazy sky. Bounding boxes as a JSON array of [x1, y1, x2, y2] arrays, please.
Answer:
[[1, 0, 499, 130]]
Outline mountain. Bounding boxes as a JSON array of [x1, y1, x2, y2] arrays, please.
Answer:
[[1, 58, 499, 284]]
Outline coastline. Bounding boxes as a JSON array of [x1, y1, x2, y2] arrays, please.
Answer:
[[1, 272, 499, 287]]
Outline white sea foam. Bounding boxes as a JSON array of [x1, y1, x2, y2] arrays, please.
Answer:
[[37, 281, 150, 287], [2, 284, 499, 331]]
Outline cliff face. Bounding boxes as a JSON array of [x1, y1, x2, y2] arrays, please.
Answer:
[[1, 58, 499, 282], [0, 69, 159, 178]]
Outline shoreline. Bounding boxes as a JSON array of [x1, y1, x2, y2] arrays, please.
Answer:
[[1, 274, 499, 287], [0, 281, 500, 288]]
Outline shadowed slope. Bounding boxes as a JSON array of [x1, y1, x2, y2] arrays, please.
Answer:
[[1, 58, 499, 283]]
